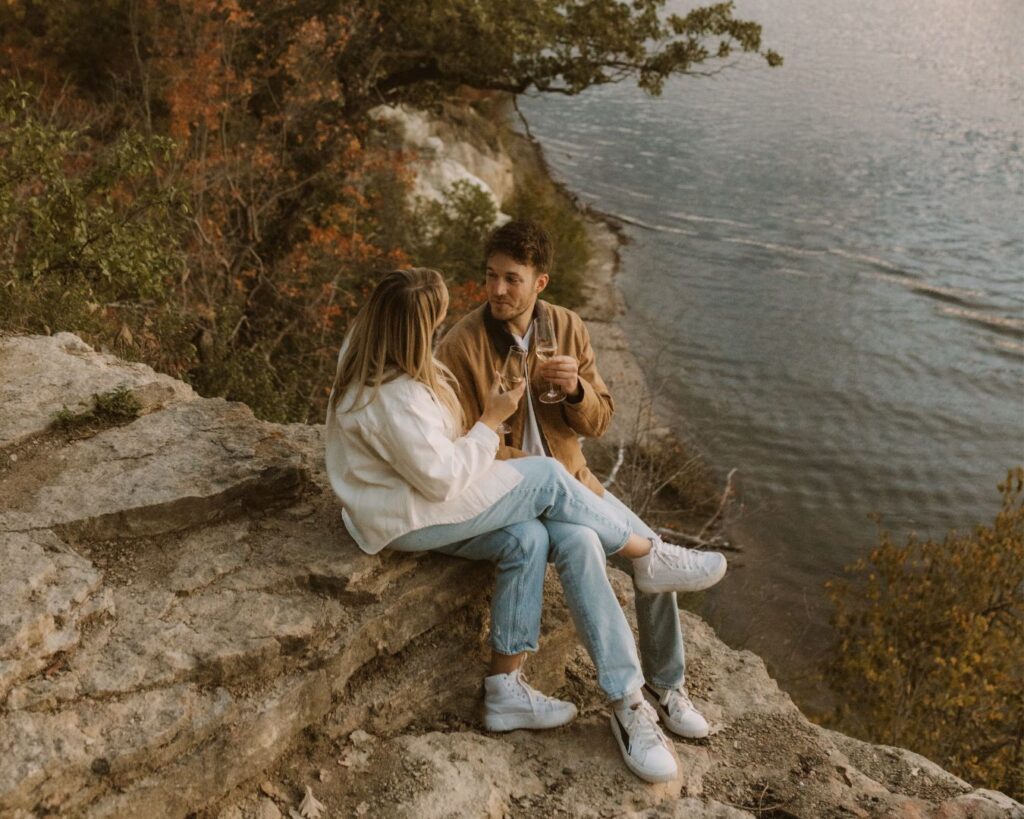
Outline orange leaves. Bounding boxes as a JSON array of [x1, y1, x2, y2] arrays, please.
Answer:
[[445, 280, 486, 323], [2, 0, 433, 425], [222, 0, 256, 29], [148, 0, 254, 141]]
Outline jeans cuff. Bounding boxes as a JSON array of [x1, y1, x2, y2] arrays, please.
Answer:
[[604, 682, 646, 704], [491, 639, 538, 655], [602, 674, 646, 703], [646, 676, 685, 691], [607, 530, 632, 558]]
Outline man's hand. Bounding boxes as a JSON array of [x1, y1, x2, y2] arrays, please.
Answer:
[[537, 355, 581, 397]]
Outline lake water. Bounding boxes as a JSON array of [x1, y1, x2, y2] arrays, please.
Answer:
[[520, 0, 1024, 709]]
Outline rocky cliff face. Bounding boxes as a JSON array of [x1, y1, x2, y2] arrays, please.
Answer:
[[0, 332, 575, 817], [1, 333, 1020, 819]]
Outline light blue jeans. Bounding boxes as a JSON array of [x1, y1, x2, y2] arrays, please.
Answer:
[[601, 491, 686, 691], [548, 489, 686, 693], [389, 457, 660, 700]]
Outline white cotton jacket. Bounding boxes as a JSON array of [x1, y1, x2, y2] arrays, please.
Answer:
[[324, 373, 523, 554]]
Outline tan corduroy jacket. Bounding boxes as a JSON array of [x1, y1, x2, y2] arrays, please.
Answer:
[[437, 300, 613, 496]]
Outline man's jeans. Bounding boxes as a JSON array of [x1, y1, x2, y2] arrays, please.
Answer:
[[389, 456, 646, 699]]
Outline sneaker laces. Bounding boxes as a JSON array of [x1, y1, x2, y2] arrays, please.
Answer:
[[645, 538, 703, 578], [509, 670, 558, 712], [622, 700, 670, 753], [663, 686, 695, 714]]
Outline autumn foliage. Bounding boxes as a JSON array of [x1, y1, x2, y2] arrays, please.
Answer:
[[1, 0, 778, 421], [826, 468, 1024, 799], [1, 2, 407, 419]]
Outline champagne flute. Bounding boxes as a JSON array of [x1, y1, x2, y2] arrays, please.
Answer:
[[534, 311, 565, 404], [496, 345, 528, 435]]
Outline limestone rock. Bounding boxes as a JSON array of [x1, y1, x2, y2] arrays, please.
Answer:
[[0, 684, 233, 815], [2, 332, 1021, 819], [626, 799, 756, 818], [0, 331, 194, 449], [823, 728, 972, 803], [0, 398, 307, 538], [0, 529, 112, 701], [255, 798, 282, 819], [371, 105, 514, 221], [0, 334, 545, 818], [337, 731, 545, 818], [933, 790, 1024, 819]]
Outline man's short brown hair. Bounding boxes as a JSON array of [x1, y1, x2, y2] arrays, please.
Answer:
[[484, 219, 553, 274]]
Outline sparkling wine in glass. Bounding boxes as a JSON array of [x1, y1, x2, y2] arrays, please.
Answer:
[[534, 311, 565, 404], [496, 345, 528, 435]]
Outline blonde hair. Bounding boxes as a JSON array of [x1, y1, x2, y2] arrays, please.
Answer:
[[328, 268, 464, 431]]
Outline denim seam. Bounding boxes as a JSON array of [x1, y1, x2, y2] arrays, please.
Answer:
[[490, 530, 540, 657], [502, 481, 631, 554], [647, 676, 685, 691], [635, 592, 685, 687], [511, 533, 526, 653], [605, 680, 646, 704], [507, 481, 631, 539], [557, 540, 638, 700], [558, 487, 631, 555], [494, 532, 520, 655]]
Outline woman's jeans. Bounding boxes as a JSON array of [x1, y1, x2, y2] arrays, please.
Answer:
[[388, 457, 649, 700]]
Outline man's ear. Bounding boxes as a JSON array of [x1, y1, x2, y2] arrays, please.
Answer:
[[535, 273, 550, 294]]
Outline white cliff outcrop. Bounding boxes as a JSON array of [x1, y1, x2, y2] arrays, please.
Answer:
[[372, 103, 515, 222]]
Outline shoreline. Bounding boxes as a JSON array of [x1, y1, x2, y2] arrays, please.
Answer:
[[507, 120, 679, 472], [532, 144, 719, 526]]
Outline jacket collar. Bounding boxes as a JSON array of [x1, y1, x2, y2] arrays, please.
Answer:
[[482, 300, 547, 359]]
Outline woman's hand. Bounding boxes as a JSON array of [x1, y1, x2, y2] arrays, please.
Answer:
[[480, 374, 527, 432]]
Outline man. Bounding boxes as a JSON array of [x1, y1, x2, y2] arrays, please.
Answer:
[[438, 219, 726, 783]]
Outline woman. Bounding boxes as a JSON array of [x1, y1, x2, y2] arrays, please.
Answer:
[[325, 268, 726, 784]]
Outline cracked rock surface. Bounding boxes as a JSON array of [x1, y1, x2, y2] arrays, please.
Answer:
[[234, 604, 1022, 819], [1, 333, 574, 818], [1, 334, 1021, 819]]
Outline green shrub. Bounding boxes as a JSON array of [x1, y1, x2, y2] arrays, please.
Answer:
[[413, 180, 499, 284], [51, 385, 141, 432], [410, 170, 590, 311], [506, 180, 589, 308], [0, 82, 193, 371]]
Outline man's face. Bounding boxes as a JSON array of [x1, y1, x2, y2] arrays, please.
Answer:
[[485, 252, 549, 325]]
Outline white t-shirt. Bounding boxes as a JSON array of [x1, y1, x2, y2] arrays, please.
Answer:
[[511, 323, 547, 457]]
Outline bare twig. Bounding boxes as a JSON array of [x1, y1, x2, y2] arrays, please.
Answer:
[[697, 467, 737, 539], [603, 441, 626, 488], [656, 526, 743, 552]]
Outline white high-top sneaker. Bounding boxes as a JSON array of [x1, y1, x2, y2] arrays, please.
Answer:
[[643, 683, 710, 739], [483, 669, 578, 732], [610, 699, 678, 784], [633, 538, 727, 594]]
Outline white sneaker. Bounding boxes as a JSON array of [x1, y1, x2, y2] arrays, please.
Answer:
[[609, 700, 678, 783], [633, 538, 727, 594], [483, 670, 578, 732], [643, 683, 710, 739]]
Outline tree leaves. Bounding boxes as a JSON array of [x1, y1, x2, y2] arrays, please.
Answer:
[[0, 0, 780, 423], [827, 468, 1024, 800]]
